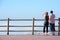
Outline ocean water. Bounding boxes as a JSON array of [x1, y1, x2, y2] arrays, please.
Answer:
[[0, 20, 59, 35]]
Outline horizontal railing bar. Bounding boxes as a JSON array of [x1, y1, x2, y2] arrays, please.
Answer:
[[0, 30, 58, 32], [34, 30, 58, 32], [0, 19, 58, 21], [35, 19, 58, 21], [0, 30, 7, 32], [0, 25, 58, 27], [9, 30, 32, 32], [0, 19, 7, 21], [9, 25, 32, 27], [0, 25, 7, 27], [0, 30, 32, 32], [9, 19, 32, 21], [35, 25, 58, 27]]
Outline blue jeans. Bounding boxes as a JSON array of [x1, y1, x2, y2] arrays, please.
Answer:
[[50, 23, 55, 31]]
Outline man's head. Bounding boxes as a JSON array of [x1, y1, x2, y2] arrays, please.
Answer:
[[50, 10, 53, 14]]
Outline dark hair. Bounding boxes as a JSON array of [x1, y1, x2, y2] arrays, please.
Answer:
[[46, 12, 48, 16], [50, 10, 53, 13]]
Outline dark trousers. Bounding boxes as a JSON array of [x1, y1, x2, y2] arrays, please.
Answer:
[[43, 22, 48, 33]]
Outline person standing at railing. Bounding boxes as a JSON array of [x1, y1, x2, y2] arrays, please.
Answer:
[[49, 10, 55, 35], [43, 12, 49, 35]]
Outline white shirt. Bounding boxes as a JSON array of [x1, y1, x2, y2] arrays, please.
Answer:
[[49, 14, 55, 24]]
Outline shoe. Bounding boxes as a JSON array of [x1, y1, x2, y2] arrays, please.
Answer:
[[49, 32, 53, 36], [53, 32, 55, 36], [45, 33, 48, 36], [41, 33, 45, 36]]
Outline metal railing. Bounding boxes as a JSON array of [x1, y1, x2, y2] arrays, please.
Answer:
[[0, 18, 60, 36]]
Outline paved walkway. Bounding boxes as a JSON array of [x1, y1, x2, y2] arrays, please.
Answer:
[[0, 35, 60, 40]]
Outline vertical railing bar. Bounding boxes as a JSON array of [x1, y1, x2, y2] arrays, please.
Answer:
[[32, 18, 34, 35], [7, 18, 9, 35], [58, 18, 60, 36]]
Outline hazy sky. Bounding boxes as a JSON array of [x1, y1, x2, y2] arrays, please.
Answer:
[[0, 0, 60, 19]]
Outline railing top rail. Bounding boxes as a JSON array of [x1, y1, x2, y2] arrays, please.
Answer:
[[0, 18, 58, 21]]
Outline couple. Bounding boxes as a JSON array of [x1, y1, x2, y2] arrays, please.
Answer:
[[43, 10, 55, 35]]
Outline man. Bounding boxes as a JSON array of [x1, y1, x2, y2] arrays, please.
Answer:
[[49, 10, 55, 35]]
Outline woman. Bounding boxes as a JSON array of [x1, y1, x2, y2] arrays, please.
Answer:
[[43, 12, 49, 35]]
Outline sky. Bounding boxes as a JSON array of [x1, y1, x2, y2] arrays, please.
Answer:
[[0, 0, 60, 19]]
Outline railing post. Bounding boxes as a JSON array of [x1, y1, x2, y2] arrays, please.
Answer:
[[7, 18, 9, 35], [58, 18, 60, 36], [32, 18, 34, 35]]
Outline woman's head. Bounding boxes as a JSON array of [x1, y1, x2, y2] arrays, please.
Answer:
[[42, 12, 48, 18], [45, 12, 48, 16]]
